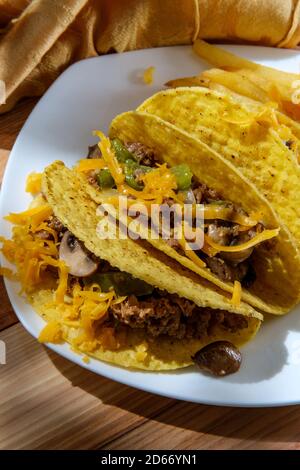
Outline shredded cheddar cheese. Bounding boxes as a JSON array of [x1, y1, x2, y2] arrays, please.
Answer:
[[143, 66, 155, 85], [93, 130, 124, 185], [74, 159, 106, 172], [135, 343, 148, 362], [4, 205, 53, 231], [1, 205, 70, 300], [38, 320, 63, 344], [121, 164, 177, 204], [231, 280, 242, 307], [221, 103, 279, 128], [26, 172, 42, 194], [34, 222, 58, 242], [205, 228, 279, 254], [255, 104, 279, 128], [0, 266, 17, 280], [177, 235, 206, 268], [1, 201, 125, 354], [35, 277, 125, 352], [40, 255, 69, 303]]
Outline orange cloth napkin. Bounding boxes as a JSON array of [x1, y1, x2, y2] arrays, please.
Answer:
[[0, 0, 300, 112]]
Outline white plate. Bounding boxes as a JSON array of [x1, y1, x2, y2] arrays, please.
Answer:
[[1, 45, 300, 407]]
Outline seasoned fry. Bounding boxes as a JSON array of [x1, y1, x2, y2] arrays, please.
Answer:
[[193, 40, 300, 83], [166, 41, 300, 122], [234, 69, 292, 102], [200, 69, 269, 103], [165, 76, 207, 88], [193, 40, 258, 71]]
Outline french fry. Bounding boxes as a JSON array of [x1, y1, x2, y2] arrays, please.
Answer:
[[192, 40, 300, 121], [234, 69, 292, 102], [165, 76, 208, 88], [205, 76, 300, 133], [166, 71, 269, 106], [205, 81, 242, 96], [276, 108, 300, 139], [281, 101, 300, 123], [167, 40, 300, 122], [200, 69, 269, 103], [193, 39, 258, 71], [193, 39, 300, 83]]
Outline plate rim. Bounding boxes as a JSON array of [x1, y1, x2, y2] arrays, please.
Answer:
[[2, 44, 300, 407]]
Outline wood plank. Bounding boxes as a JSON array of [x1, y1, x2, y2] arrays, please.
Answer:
[[0, 278, 17, 331], [0, 149, 9, 184], [0, 323, 173, 450], [0, 148, 17, 330], [2, 323, 300, 450], [0, 98, 38, 150], [103, 402, 300, 450]]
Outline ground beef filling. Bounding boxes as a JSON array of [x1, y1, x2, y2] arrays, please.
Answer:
[[110, 292, 248, 340], [35, 216, 67, 241], [41, 214, 249, 341], [124, 142, 159, 166], [87, 144, 101, 159], [122, 144, 261, 287], [84, 141, 264, 287]]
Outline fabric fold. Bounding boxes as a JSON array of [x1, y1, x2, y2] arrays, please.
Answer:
[[0, 0, 299, 113]]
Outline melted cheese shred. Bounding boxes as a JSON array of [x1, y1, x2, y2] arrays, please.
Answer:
[[232, 280, 242, 307], [87, 133, 280, 287], [26, 172, 42, 194], [221, 103, 279, 129], [75, 159, 106, 172], [0, 204, 69, 298], [119, 163, 177, 204], [38, 320, 63, 344], [1, 200, 125, 352], [143, 66, 155, 85], [93, 130, 125, 185], [177, 236, 206, 268], [4, 205, 53, 231], [204, 228, 279, 254], [38, 283, 125, 350]]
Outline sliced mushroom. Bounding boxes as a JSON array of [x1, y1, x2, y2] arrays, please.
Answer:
[[59, 231, 98, 277], [192, 340, 242, 376]]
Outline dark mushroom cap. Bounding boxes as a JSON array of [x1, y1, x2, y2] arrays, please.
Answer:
[[192, 340, 242, 376]]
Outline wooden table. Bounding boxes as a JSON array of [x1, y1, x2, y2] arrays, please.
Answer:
[[1, 100, 300, 451]]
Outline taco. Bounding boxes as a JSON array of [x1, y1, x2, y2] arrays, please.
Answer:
[[76, 112, 300, 315], [0, 162, 262, 374], [137, 86, 300, 251]]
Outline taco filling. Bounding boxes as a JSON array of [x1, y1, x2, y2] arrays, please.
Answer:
[[79, 136, 278, 290], [1, 203, 254, 375], [54, 222, 248, 341], [39, 217, 248, 339]]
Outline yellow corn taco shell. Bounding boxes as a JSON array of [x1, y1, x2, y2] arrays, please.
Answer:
[[137, 87, 300, 251], [31, 287, 260, 371], [38, 161, 261, 370], [108, 111, 300, 315]]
